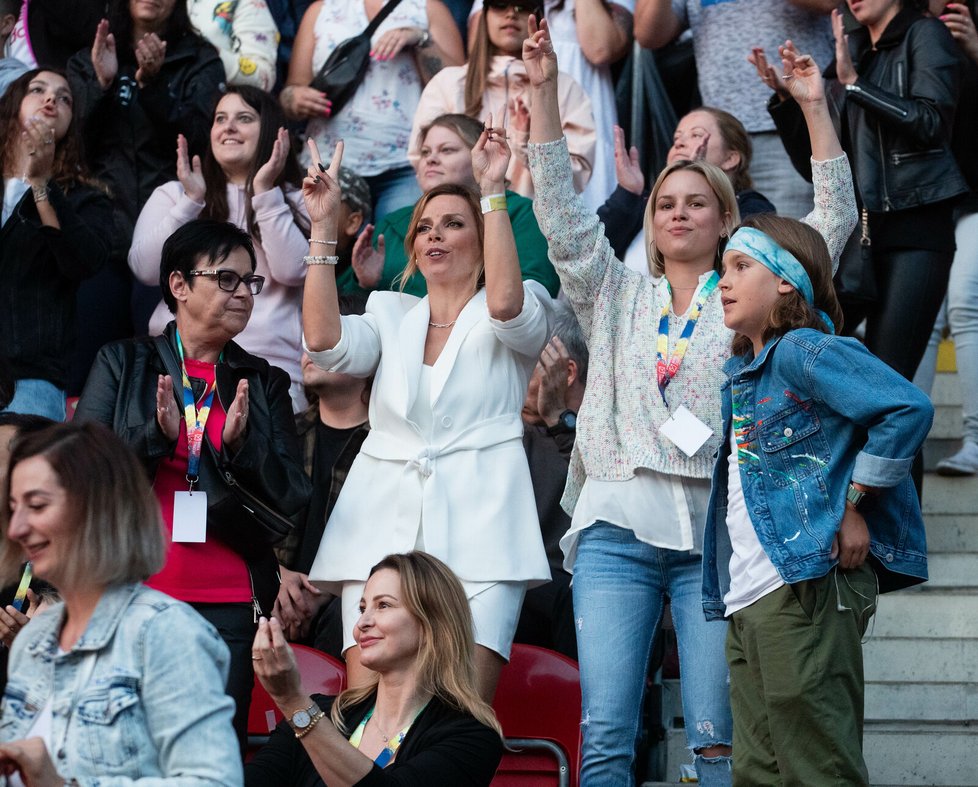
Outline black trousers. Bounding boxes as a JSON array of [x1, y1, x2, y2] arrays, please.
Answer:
[[192, 601, 256, 753]]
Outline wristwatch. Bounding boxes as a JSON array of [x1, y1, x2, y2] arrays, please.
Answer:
[[289, 702, 325, 738], [547, 409, 577, 437], [845, 482, 870, 512]]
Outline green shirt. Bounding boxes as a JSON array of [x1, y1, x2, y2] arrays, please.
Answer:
[[335, 190, 559, 297]]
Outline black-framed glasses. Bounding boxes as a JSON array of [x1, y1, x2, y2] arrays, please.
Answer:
[[485, 0, 541, 14], [187, 268, 265, 295]]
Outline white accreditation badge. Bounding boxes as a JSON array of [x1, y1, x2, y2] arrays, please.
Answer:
[[659, 405, 713, 458], [172, 490, 208, 542]]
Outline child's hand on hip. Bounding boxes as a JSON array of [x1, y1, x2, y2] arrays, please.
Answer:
[[832, 507, 870, 569]]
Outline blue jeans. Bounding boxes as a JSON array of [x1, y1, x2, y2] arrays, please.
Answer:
[[365, 165, 421, 228], [1, 379, 66, 421], [573, 523, 732, 786]]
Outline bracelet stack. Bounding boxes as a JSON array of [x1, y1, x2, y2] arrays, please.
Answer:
[[303, 255, 339, 266], [32, 184, 50, 203], [480, 193, 507, 215], [309, 238, 338, 246]]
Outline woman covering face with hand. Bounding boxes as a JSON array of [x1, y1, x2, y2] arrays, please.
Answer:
[[129, 86, 312, 410], [0, 69, 111, 421], [300, 124, 552, 701]]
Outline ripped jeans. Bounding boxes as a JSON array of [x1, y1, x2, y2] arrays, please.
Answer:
[[573, 523, 732, 786]]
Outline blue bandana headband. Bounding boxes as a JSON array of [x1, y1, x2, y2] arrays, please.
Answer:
[[725, 226, 835, 334]]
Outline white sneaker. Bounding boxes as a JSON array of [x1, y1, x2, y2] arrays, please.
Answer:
[[936, 441, 978, 476]]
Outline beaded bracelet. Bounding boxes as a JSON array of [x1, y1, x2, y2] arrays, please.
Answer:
[[309, 238, 338, 246], [303, 255, 339, 266]]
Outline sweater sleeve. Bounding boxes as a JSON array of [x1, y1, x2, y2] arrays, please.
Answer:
[[528, 137, 622, 342], [128, 182, 205, 286], [41, 182, 112, 282], [252, 188, 309, 287], [800, 155, 858, 273]]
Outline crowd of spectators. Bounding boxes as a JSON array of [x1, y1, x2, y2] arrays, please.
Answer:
[[0, 0, 976, 785]]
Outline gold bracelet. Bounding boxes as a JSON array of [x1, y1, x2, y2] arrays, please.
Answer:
[[295, 709, 326, 739]]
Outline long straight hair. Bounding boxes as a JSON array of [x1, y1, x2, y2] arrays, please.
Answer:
[[331, 552, 503, 738]]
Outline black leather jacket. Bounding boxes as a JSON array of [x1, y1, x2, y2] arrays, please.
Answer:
[[75, 322, 312, 613], [771, 9, 967, 213]]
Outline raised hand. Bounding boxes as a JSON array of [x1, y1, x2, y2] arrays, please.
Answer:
[[536, 336, 571, 427], [156, 374, 180, 441], [91, 18, 118, 90], [472, 113, 511, 193], [831, 9, 857, 86], [508, 94, 530, 133], [613, 125, 643, 195], [134, 33, 166, 87], [747, 46, 790, 101], [775, 41, 825, 107], [301, 138, 344, 228], [222, 379, 249, 453], [176, 134, 206, 203], [253, 127, 291, 195], [351, 225, 385, 289], [252, 616, 304, 706], [522, 15, 558, 88], [941, 3, 978, 65]]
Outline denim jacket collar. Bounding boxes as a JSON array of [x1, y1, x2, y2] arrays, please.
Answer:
[[25, 584, 138, 658]]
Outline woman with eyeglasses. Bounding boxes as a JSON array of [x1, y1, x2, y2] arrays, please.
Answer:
[[76, 219, 312, 751], [129, 85, 311, 411], [410, 0, 596, 199]]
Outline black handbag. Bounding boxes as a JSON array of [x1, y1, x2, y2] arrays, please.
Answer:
[[310, 0, 406, 116], [834, 208, 878, 306]]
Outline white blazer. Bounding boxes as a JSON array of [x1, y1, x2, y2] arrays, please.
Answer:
[[307, 282, 554, 590]]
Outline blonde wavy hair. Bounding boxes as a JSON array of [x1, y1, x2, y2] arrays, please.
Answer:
[[331, 552, 503, 739]]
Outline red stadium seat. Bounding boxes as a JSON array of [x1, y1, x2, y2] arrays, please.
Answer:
[[246, 645, 346, 755], [491, 644, 582, 787]]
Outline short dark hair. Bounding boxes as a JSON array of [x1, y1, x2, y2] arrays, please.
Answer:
[[0, 413, 54, 434], [160, 219, 257, 313], [0, 422, 165, 587]]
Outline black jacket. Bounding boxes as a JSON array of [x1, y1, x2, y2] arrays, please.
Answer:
[[66, 32, 225, 256], [770, 9, 967, 213], [245, 693, 504, 787], [74, 322, 311, 612], [0, 181, 111, 388]]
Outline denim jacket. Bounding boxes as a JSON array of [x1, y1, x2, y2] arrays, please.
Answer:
[[0, 584, 242, 786], [702, 329, 933, 621]]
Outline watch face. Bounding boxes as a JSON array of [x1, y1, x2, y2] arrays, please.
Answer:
[[563, 411, 577, 429], [292, 709, 312, 729]]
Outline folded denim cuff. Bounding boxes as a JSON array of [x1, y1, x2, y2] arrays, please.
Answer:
[[852, 451, 914, 487]]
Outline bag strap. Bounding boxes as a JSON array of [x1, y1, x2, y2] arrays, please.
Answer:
[[363, 0, 406, 39]]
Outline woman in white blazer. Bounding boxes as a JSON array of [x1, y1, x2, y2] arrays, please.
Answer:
[[300, 128, 553, 700]]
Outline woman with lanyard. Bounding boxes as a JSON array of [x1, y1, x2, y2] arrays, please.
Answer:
[[521, 20, 857, 786]]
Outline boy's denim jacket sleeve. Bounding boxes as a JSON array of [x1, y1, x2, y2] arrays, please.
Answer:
[[703, 330, 934, 621], [0, 584, 242, 786]]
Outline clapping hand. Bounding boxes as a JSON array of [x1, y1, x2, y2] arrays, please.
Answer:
[[522, 15, 558, 88], [253, 127, 291, 195], [508, 95, 530, 133], [222, 379, 249, 454], [156, 374, 180, 442], [748, 46, 791, 101], [831, 9, 858, 86], [941, 3, 978, 65], [92, 18, 118, 91], [351, 224, 386, 289], [613, 125, 643, 196], [778, 41, 826, 107], [21, 116, 56, 184], [176, 134, 205, 203], [472, 113, 511, 193], [134, 33, 166, 87], [536, 337, 571, 427]]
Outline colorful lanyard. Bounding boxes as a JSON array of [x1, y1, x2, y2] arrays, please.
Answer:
[[349, 705, 426, 768], [175, 331, 220, 489], [655, 271, 720, 407]]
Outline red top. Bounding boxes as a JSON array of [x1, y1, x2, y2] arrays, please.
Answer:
[[147, 358, 251, 604]]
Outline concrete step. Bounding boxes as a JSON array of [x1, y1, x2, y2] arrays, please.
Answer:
[[930, 405, 964, 441], [931, 372, 961, 407], [873, 590, 978, 639], [922, 553, 978, 588], [865, 681, 978, 723], [924, 514, 978, 553], [922, 474, 978, 516], [863, 638, 978, 683], [653, 723, 978, 786]]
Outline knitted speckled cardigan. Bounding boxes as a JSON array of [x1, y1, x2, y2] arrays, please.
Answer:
[[527, 138, 857, 515]]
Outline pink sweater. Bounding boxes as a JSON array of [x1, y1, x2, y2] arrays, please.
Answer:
[[128, 182, 309, 410]]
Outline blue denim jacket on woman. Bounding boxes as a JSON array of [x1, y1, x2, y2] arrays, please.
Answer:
[[0, 583, 242, 785], [702, 329, 934, 621]]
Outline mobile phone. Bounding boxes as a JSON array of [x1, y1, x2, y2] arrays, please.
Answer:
[[11, 562, 32, 613]]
